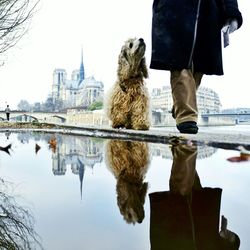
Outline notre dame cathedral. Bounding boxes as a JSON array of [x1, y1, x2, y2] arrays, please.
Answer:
[[51, 49, 104, 110]]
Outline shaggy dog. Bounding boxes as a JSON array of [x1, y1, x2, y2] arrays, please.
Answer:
[[105, 140, 150, 224], [106, 37, 150, 130]]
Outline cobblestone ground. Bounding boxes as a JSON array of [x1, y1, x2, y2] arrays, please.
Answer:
[[0, 121, 59, 129]]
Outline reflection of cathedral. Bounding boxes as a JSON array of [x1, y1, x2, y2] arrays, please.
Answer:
[[15, 132, 104, 198], [51, 49, 104, 109], [52, 136, 103, 176], [51, 135, 103, 197]]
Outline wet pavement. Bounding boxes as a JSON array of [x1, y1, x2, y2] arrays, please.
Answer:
[[1, 123, 250, 150], [0, 130, 249, 249]]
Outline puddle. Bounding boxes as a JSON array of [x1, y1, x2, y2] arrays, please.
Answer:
[[0, 131, 249, 250]]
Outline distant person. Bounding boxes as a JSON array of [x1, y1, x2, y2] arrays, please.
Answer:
[[5, 105, 11, 121], [150, 0, 243, 134]]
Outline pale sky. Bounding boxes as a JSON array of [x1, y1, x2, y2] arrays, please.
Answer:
[[0, 0, 249, 110]]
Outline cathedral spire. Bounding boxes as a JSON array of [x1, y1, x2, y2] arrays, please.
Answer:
[[79, 46, 85, 82], [78, 159, 85, 200]]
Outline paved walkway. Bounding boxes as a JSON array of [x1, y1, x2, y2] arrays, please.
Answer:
[[42, 124, 250, 150], [1, 122, 250, 150]]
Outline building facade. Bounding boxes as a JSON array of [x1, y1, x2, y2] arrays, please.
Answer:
[[151, 85, 222, 114], [51, 50, 104, 110]]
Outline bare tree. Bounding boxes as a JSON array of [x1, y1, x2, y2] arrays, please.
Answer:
[[17, 99, 31, 111], [0, 0, 39, 62], [0, 178, 44, 249]]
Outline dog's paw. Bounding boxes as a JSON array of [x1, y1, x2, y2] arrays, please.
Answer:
[[133, 124, 150, 130], [125, 125, 132, 129], [112, 124, 125, 129]]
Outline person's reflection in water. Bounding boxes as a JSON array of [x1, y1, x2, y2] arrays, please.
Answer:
[[105, 140, 150, 224], [5, 131, 11, 140], [149, 144, 240, 250]]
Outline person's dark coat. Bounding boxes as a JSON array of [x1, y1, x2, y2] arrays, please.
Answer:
[[150, 0, 243, 75]]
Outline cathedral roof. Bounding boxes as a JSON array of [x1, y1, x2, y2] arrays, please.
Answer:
[[66, 80, 80, 89], [62, 76, 103, 90], [81, 76, 104, 89]]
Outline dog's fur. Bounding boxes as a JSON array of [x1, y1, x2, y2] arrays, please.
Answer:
[[105, 140, 150, 224], [106, 38, 150, 130]]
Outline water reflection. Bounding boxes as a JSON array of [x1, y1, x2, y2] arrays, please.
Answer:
[[105, 140, 150, 224], [0, 178, 43, 250], [150, 142, 218, 160], [1, 131, 248, 249], [5, 131, 11, 140], [10, 131, 104, 199], [50, 134, 103, 176], [149, 144, 240, 250], [0, 143, 11, 155]]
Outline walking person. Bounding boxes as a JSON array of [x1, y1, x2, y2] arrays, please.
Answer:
[[5, 105, 11, 121], [150, 0, 243, 134]]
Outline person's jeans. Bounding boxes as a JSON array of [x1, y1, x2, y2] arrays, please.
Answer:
[[170, 69, 203, 124]]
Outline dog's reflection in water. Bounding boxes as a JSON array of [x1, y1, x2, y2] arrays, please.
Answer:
[[105, 140, 150, 224]]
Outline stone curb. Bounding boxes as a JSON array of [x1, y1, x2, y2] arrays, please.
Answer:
[[1, 122, 250, 150]]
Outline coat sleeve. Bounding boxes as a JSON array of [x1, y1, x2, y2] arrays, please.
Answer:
[[221, 0, 243, 28]]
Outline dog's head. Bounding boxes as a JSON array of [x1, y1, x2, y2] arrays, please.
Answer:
[[118, 37, 148, 82], [117, 175, 148, 224]]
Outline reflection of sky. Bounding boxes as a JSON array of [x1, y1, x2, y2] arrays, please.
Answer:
[[0, 132, 250, 249]]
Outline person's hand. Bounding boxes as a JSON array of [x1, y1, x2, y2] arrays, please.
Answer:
[[228, 19, 238, 33], [222, 19, 238, 34]]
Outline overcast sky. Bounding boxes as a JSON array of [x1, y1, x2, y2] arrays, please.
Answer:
[[0, 0, 249, 110]]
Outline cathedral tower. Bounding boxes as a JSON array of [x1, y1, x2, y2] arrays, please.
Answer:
[[52, 69, 67, 102]]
